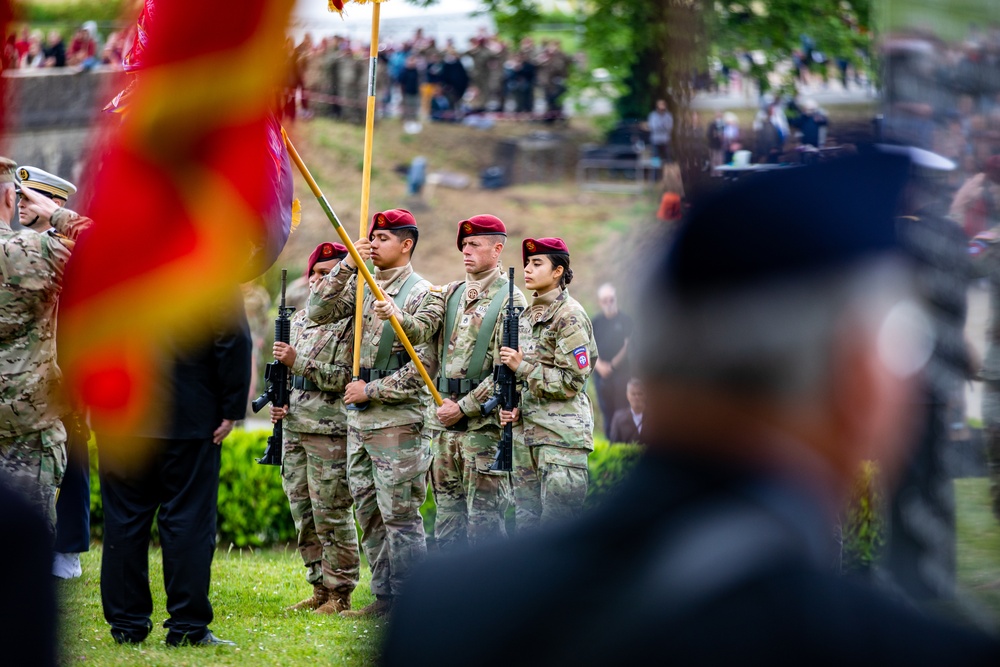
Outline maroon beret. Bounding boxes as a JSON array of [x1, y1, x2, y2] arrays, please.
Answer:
[[369, 208, 418, 238], [522, 237, 569, 266], [307, 242, 348, 276], [456, 214, 507, 250]]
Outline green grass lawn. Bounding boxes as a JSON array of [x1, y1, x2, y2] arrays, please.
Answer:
[[956, 478, 1000, 623], [58, 478, 1000, 666], [57, 546, 382, 666]]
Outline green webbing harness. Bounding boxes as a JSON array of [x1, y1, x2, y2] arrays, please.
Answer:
[[437, 278, 508, 395], [372, 271, 423, 371]]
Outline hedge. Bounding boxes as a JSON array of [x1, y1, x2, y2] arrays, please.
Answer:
[[85, 429, 881, 565]]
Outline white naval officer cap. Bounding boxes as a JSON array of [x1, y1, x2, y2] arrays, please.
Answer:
[[14, 165, 77, 200]]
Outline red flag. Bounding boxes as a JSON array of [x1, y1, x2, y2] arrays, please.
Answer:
[[60, 0, 296, 436]]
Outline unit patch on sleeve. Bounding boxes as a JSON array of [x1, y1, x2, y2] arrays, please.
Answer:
[[572, 346, 589, 369]]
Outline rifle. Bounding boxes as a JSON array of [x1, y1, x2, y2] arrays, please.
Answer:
[[251, 269, 295, 466], [482, 267, 523, 471]]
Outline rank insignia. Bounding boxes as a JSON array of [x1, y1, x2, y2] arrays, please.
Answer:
[[572, 346, 589, 369]]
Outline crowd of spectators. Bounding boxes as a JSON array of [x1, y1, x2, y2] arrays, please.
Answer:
[[2, 21, 129, 73], [283, 28, 578, 124]]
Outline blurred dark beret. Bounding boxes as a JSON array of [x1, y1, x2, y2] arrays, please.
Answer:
[[661, 152, 912, 298]]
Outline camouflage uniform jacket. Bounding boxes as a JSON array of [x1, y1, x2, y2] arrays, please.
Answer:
[[424, 267, 527, 432], [0, 209, 92, 437], [308, 261, 444, 429], [284, 309, 353, 436], [514, 288, 597, 450]]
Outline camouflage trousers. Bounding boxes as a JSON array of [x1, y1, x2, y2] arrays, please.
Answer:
[[281, 430, 360, 594], [347, 422, 431, 597], [512, 442, 589, 532], [0, 422, 67, 535], [427, 427, 511, 551], [983, 381, 1000, 522]]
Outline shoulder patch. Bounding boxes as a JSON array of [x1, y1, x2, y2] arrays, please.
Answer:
[[572, 346, 589, 369]]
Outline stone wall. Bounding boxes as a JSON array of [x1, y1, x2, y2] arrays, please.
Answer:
[[2, 68, 121, 184]]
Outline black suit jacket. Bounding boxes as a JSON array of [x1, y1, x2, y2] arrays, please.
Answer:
[[136, 294, 252, 440], [608, 407, 641, 444], [384, 450, 1000, 666]]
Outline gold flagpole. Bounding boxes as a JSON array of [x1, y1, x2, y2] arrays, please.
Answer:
[[351, 2, 382, 387]]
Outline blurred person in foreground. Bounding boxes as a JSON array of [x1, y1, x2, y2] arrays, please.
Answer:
[[383, 152, 1000, 666]]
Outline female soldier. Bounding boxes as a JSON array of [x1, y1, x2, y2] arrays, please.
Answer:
[[270, 242, 360, 615], [499, 237, 597, 530]]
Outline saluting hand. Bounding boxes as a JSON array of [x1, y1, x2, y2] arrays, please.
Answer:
[[18, 185, 61, 223], [273, 341, 297, 367], [499, 346, 522, 372], [344, 238, 372, 268]]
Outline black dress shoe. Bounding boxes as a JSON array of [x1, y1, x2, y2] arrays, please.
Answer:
[[166, 630, 236, 647]]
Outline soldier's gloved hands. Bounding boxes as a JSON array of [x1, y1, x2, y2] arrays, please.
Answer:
[[18, 186, 61, 223], [436, 399, 464, 427], [344, 380, 368, 405], [273, 341, 297, 368], [374, 298, 402, 321], [213, 419, 236, 445], [270, 405, 288, 424], [499, 408, 520, 426], [499, 346, 523, 372], [344, 238, 372, 268]]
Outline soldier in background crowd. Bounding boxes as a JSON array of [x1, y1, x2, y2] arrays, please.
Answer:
[[499, 238, 596, 530], [536, 40, 570, 120], [0, 159, 93, 534], [309, 209, 444, 618], [426, 215, 526, 551], [270, 242, 360, 615], [13, 166, 92, 580]]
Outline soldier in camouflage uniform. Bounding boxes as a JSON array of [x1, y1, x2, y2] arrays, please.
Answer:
[[270, 242, 360, 615], [0, 158, 93, 532], [499, 238, 596, 530], [308, 209, 444, 617], [426, 215, 526, 550]]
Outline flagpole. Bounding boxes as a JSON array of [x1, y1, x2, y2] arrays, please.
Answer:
[[352, 2, 382, 390]]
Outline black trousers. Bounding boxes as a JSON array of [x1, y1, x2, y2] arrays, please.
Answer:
[[54, 424, 91, 553], [97, 436, 220, 643]]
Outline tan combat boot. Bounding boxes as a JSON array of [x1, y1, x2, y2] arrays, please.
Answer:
[[286, 584, 330, 612], [314, 590, 351, 615], [339, 595, 392, 618]]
